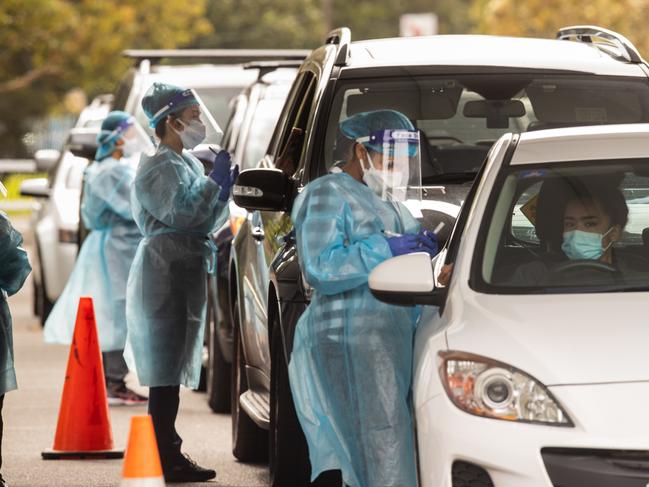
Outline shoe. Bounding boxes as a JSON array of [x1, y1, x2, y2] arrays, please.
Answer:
[[106, 382, 148, 406], [0, 472, 7, 487], [163, 454, 217, 483]]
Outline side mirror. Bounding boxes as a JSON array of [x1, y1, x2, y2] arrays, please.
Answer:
[[34, 149, 60, 172], [19, 178, 50, 198], [369, 252, 444, 306], [233, 168, 295, 212], [68, 127, 99, 160]]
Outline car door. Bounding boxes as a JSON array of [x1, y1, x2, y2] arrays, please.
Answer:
[[235, 71, 319, 391]]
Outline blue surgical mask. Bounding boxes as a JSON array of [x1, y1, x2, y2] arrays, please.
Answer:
[[561, 227, 613, 260]]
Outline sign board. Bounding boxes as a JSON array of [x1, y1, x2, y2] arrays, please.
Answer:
[[400, 13, 438, 37]]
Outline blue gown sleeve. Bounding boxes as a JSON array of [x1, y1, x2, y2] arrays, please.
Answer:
[[292, 180, 392, 296], [0, 214, 31, 296], [136, 155, 227, 231]]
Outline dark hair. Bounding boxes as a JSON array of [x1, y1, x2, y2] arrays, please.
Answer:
[[565, 179, 628, 228], [154, 111, 182, 139]]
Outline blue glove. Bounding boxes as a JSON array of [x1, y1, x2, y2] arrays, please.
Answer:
[[386, 234, 421, 257], [208, 149, 232, 186], [218, 164, 239, 202], [386, 230, 439, 258], [417, 229, 439, 257]]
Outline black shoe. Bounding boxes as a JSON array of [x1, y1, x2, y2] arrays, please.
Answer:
[[163, 454, 216, 483], [106, 382, 148, 406], [0, 472, 6, 487]]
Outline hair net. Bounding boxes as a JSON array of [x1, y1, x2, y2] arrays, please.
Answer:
[[95, 111, 134, 161], [339, 109, 415, 153], [141, 82, 199, 128]]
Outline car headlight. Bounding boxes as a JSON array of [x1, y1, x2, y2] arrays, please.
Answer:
[[438, 351, 573, 426]]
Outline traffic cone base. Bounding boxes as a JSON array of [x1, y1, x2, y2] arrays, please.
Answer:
[[42, 449, 124, 460], [120, 478, 165, 487], [43, 297, 122, 460], [121, 416, 164, 486]]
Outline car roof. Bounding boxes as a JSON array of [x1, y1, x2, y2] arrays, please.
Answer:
[[146, 64, 258, 88], [511, 123, 649, 164], [343, 35, 645, 77]]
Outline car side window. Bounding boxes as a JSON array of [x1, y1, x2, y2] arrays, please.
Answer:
[[273, 72, 317, 177]]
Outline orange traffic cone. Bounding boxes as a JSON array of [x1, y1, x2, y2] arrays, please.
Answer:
[[121, 416, 165, 486], [42, 297, 123, 459]]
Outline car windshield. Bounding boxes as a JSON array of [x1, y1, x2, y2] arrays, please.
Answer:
[[474, 158, 649, 294], [135, 86, 242, 144], [241, 97, 285, 170], [324, 75, 649, 184]]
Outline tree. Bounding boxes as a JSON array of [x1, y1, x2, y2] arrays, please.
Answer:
[[0, 0, 212, 156], [471, 0, 649, 56]]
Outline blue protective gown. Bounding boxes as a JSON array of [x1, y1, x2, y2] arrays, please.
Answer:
[[126, 145, 228, 389], [0, 213, 31, 395], [44, 157, 141, 351], [288, 172, 420, 487]]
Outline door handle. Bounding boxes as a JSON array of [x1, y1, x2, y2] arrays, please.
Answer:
[[252, 226, 265, 241]]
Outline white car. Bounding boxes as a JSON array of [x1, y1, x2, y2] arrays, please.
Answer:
[[370, 124, 649, 487]]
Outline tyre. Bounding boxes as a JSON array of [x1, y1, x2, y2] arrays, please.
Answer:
[[206, 296, 231, 413], [231, 297, 268, 462], [269, 314, 311, 486]]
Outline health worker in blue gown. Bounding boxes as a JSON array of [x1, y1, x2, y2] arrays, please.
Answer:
[[44, 111, 152, 405], [289, 110, 439, 487], [126, 82, 238, 483]]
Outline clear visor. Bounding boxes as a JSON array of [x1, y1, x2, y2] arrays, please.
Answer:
[[119, 120, 155, 157], [358, 129, 422, 202], [172, 89, 223, 146]]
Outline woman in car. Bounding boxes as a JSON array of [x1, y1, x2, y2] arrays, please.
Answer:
[[510, 179, 648, 285], [289, 109, 439, 487]]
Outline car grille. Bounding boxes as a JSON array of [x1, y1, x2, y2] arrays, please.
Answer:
[[542, 448, 649, 487], [451, 461, 495, 487]]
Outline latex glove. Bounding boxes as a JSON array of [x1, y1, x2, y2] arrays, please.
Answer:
[[218, 164, 239, 202], [386, 234, 422, 257], [417, 229, 439, 257], [208, 149, 232, 186]]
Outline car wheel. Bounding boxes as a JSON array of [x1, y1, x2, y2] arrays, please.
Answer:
[[269, 312, 312, 486], [206, 296, 231, 413], [231, 297, 268, 462]]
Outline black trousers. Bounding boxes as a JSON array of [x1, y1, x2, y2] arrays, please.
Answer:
[[0, 394, 4, 471], [148, 386, 182, 467], [102, 350, 129, 386]]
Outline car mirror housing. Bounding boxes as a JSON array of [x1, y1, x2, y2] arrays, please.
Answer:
[[68, 128, 99, 160], [369, 252, 444, 306], [233, 168, 296, 212], [34, 149, 60, 172], [19, 177, 50, 198]]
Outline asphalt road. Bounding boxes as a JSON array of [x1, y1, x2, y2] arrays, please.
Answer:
[[3, 216, 269, 487]]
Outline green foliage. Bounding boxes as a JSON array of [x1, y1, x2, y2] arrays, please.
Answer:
[[0, 0, 212, 157]]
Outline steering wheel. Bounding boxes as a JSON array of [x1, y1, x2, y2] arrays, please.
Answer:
[[552, 260, 617, 274]]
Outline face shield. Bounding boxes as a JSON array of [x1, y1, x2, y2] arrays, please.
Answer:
[[357, 129, 422, 202], [167, 90, 223, 149], [118, 119, 155, 159]]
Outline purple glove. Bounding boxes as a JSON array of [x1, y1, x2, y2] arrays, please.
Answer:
[[208, 149, 232, 186], [385, 230, 438, 257], [218, 164, 239, 202]]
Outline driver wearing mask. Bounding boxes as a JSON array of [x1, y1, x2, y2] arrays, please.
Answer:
[[510, 181, 648, 285]]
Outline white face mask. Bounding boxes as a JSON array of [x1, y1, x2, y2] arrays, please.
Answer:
[[121, 137, 140, 158], [361, 154, 403, 197], [172, 118, 206, 149]]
